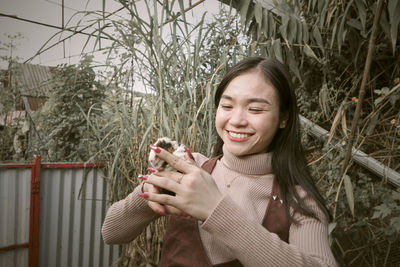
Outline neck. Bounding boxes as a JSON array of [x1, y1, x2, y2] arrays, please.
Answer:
[[221, 145, 273, 175]]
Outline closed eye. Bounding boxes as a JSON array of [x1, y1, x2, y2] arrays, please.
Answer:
[[220, 104, 232, 109], [249, 108, 265, 112]]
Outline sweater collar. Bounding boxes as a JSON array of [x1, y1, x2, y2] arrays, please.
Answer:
[[220, 145, 273, 175]]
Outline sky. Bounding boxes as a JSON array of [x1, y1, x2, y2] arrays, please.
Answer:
[[0, 0, 223, 69]]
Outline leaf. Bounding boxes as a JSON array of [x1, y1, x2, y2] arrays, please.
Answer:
[[390, 217, 400, 232], [328, 105, 344, 144], [382, 87, 390, 95], [272, 39, 283, 62], [374, 97, 384, 106], [341, 110, 348, 138], [328, 222, 337, 235], [366, 113, 379, 135], [344, 175, 355, 217], [312, 0, 317, 11], [313, 25, 324, 53], [296, 19, 303, 44], [269, 12, 276, 38], [318, 0, 328, 28], [330, 17, 339, 49], [262, 9, 269, 37], [302, 21, 309, 44], [372, 204, 392, 219], [245, 3, 256, 28], [239, 0, 251, 27], [287, 50, 301, 81], [388, 94, 400, 107], [380, 9, 391, 41], [303, 44, 320, 62], [317, 0, 326, 15], [279, 14, 290, 41], [254, 2, 263, 27], [326, 5, 337, 29], [347, 19, 362, 31], [392, 190, 400, 201], [355, 0, 366, 33], [337, 0, 354, 54], [254, 2, 263, 39], [388, 0, 400, 54], [287, 16, 297, 43]]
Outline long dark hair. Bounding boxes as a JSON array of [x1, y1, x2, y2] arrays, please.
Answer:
[[214, 56, 330, 223]]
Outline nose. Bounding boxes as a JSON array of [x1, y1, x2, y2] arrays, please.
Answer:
[[229, 108, 248, 127]]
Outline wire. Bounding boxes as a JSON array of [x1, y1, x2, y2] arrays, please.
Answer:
[[0, 12, 111, 40], [24, 6, 124, 63], [43, 0, 78, 12]]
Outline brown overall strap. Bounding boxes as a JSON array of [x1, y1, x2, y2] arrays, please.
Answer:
[[201, 154, 223, 173], [261, 177, 290, 242], [158, 156, 290, 267]]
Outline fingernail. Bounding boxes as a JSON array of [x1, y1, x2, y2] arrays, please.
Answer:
[[138, 174, 148, 180], [147, 167, 156, 173], [150, 145, 161, 153], [138, 193, 149, 199], [157, 210, 166, 215], [184, 146, 194, 159]]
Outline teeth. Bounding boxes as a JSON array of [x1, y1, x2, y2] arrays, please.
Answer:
[[229, 132, 250, 138]]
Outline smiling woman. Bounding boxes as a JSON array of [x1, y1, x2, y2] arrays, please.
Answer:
[[101, 57, 337, 267], [215, 68, 285, 156]]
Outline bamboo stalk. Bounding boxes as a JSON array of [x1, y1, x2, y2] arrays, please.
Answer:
[[341, 0, 385, 176]]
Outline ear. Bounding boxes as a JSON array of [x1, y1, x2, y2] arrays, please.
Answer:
[[279, 113, 288, 129]]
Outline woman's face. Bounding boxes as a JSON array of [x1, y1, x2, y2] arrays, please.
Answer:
[[216, 69, 286, 156]]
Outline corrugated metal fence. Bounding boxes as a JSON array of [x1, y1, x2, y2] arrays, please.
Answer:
[[0, 156, 120, 267]]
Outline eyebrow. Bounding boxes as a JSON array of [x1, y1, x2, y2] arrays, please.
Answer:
[[221, 95, 271, 105]]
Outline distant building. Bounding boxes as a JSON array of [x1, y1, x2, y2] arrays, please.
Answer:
[[0, 62, 54, 160]]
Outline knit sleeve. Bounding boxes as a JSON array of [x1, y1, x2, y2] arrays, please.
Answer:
[[200, 194, 337, 267], [101, 183, 160, 244], [101, 152, 207, 245]]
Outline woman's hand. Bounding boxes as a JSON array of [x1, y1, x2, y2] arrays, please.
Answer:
[[139, 146, 223, 221], [141, 182, 183, 216]]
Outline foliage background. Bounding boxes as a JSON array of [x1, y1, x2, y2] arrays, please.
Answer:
[[1, 0, 400, 266]]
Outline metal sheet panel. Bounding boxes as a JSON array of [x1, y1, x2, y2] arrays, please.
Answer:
[[0, 167, 30, 267], [0, 165, 120, 267], [38, 167, 119, 267]]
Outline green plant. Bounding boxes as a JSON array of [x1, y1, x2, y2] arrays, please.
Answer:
[[64, 3, 250, 265], [32, 55, 105, 161]]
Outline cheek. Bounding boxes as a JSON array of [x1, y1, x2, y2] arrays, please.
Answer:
[[255, 114, 280, 136], [215, 111, 223, 133], [215, 110, 226, 136], [215, 109, 223, 127]]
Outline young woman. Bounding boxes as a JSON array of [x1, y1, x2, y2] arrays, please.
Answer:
[[102, 57, 337, 266]]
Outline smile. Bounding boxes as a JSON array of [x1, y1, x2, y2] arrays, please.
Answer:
[[227, 131, 253, 141]]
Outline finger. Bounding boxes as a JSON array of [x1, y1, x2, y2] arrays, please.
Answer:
[[146, 183, 184, 216], [148, 201, 167, 216], [164, 205, 185, 216], [139, 192, 177, 208], [152, 170, 186, 184], [150, 145, 195, 173], [139, 173, 180, 194]]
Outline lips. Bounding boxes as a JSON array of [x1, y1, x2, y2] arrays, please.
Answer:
[[227, 131, 253, 141]]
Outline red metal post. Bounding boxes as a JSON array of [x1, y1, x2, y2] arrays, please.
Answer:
[[29, 155, 41, 267]]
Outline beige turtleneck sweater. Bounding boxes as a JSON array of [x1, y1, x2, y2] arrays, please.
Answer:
[[102, 146, 337, 266]]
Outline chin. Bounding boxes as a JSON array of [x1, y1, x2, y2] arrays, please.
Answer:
[[225, 146, 252, 157]]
